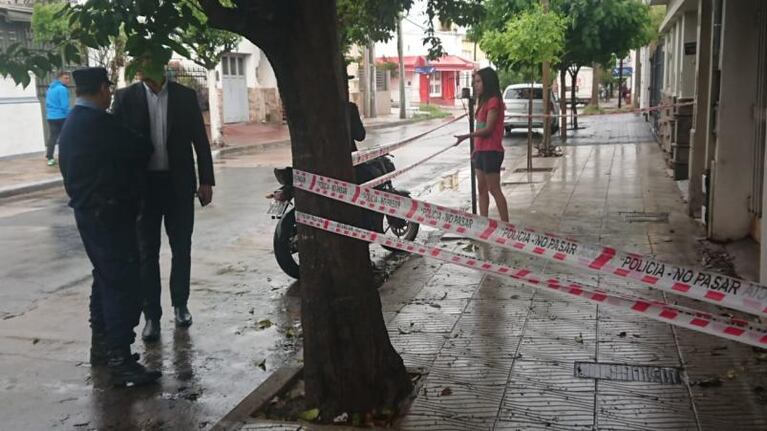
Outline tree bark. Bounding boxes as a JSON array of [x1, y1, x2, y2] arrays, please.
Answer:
[[569, 66, 580, 129], [591, 63, 600, 108], [559, 68, 567, 141], [207, 69, 223, 146], [527, 78, 533, 169], [203, 0, 411, 417]]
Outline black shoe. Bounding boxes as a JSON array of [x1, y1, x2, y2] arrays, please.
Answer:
[[174, 306, 193, 328], [107, 348, 161, 387], [141, 318, 161, 342], [91, 330, 139, 366]]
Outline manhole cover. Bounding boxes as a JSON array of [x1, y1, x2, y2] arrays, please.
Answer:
[[513, 167, 555, 173], [574, 361, 682, 384], [618, 211, 669, 223]]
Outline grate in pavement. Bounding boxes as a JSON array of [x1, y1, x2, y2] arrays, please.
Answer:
[[513, 167, 555, 173], [574, 361, 682, 384], [617, 211, 669, 223]]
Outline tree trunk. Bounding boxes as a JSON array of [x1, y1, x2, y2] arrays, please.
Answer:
[[234, 0, 412, 417], [591, 63, 600, 108], [527, 78, 533, 169], [207, 69, 223, 146], [559, 68, 567, 141], [542, 63, 551, 155], [569, 67, 580, 129]]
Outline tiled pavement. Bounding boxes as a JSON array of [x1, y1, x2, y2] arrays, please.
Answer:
[[241, 113, 767, 430]]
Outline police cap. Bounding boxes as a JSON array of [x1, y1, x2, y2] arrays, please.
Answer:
[[72, 67, 113, 91]]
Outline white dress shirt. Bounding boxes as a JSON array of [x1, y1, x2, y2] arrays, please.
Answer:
[[144, 81, 169, 171]]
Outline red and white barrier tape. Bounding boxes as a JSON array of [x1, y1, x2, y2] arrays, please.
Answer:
[[293, 170, 767, 318], [352, 114, 467, 166], [296, 211, 767, 348], [503, 101, 695, 120]]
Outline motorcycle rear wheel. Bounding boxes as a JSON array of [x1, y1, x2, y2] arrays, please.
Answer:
[[273, 209, 300, 279]]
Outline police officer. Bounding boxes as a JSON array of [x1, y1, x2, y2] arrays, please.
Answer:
[[58, 67, 161, 386]]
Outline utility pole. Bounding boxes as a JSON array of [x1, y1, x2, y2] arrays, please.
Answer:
[[397, 15, 407, 119], [618, 57, 624, 109], [541, 0, 552, 155], [368, 41, 377, 118], [361, 45, 370, 117]]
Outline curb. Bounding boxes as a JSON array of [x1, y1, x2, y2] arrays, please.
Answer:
[[0, 177, 63, 199]]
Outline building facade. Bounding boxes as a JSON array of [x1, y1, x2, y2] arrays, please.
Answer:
[[638, 0, 767, 280], [0, 1, 45, 158]]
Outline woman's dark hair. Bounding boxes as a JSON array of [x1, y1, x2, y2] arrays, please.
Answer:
[[475, 67, 502, 107]]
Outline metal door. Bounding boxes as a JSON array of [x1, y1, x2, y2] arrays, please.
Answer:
[[222, 55, 248, 123]]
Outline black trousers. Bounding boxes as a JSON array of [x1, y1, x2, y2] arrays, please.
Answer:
[[139, 172, 195, 320], [74, 206, 142, 350], [46, 119, 65, 159]]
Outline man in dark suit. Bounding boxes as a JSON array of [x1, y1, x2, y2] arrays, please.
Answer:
[[113, 69, 215, 342], [58, 67, 161, 386]]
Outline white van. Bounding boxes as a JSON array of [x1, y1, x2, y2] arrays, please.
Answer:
[[502, 83, 559, 134]]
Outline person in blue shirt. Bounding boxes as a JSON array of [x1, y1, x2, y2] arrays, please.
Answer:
[[45, 71, 71, 166]]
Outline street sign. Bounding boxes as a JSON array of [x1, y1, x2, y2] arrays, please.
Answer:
[[415, 66, 436, 75], [612, 66, 633, 77]]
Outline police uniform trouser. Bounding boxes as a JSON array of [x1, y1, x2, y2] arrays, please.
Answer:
[[74, 205, 142, 350]]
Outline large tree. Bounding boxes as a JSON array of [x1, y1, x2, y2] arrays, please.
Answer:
[[1, 0, 482, 419]]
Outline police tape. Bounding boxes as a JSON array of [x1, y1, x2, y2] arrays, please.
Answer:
[[351, 114, 467, 166], [504, 101, 696, 120], [295, 211, 767, 348], [293, 169, 767, 318]]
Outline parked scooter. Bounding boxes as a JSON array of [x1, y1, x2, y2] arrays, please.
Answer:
[[266, 156, 419, 279]]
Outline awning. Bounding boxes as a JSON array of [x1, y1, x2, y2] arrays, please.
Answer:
[[377, 54, 476, 72]]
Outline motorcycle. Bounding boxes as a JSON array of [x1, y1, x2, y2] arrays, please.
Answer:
[[266, 156, 420, 279]]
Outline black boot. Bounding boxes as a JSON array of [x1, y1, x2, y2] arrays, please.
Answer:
[[142, 317, 161, 342], [107, 347, 161, 387], [91, 332, 140, 366], [174, 306, 193, 328]]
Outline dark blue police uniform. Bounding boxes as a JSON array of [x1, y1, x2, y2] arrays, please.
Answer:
[[58, 68, 157, 385]]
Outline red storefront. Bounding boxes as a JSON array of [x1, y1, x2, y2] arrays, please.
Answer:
[[377, 55, 476, 105]]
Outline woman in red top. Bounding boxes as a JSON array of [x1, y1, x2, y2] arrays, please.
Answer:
[[455, 67, 509, 222]]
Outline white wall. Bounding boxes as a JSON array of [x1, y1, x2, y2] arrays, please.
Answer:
[[681, 11, 697, 98], [376, 0, 467, 59], [0, 76, 46, 158]]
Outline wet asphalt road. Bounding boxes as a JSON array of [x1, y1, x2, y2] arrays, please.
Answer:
[[0, 117, 532, 430]]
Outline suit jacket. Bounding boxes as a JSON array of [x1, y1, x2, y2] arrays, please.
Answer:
[[112, 81, 215, 196]]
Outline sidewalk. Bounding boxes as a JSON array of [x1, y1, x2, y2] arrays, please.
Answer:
[[242, 113, 766, 430], [0, 112, 446, 199]]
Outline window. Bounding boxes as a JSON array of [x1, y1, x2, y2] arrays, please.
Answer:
[[429, 72, 442, 97], [237, 57, 244, 76], [222, 57, 229, 75], [504, 88, 543, 100], [376, 69, 388, 91]]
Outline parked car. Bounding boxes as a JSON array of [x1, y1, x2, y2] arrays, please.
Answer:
[[502, 83, 559, 134]]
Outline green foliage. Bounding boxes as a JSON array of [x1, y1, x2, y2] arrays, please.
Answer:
[[2, 0, 485, 86], [31, 2, 71, 44], [175, 1, 240, 70], [480, 4, 566, 75], [498, 67, 535, 88], [414, 103, 450, 119]]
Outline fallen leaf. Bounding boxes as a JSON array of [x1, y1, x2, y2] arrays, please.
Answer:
[[32, 338, 40, 345], [575, 333, 584, 344], [440, 387, 453, 396], [428, 303, 442, 309], [298, 408, 320, 422], [257, 319, 273, 330], [510, 295, 520, 300], [618, 332, 627, 338], [441, 292, 448, 300], [397, 328, 410, 335], [256, 359, 266, 371], [726, 369, 736, 380]]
